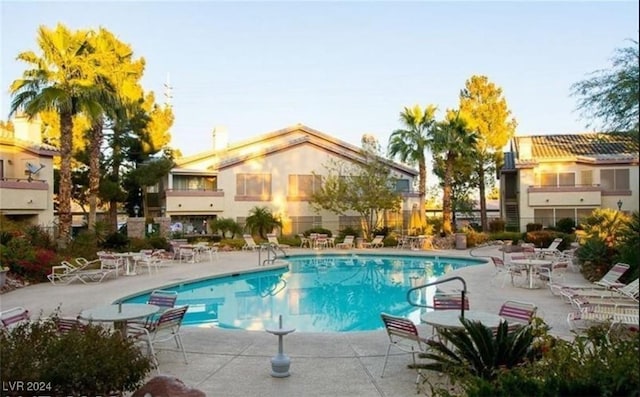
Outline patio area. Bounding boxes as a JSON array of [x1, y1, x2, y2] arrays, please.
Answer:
[[0, 245, 590, 396]]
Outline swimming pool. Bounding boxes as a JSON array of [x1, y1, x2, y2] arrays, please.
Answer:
[[122, 253, 486, 332]]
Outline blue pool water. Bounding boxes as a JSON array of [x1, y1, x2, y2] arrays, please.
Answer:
[[122, 254, 485, 332]]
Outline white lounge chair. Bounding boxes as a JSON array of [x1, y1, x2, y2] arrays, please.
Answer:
[[242, 234, 261, 251], [549, 263, 630, 296], [563, 278, 639, 308], [267, 233, 290, 248], [336, 235, 354, 249], [362, 235, 384, 248], [567, 304, 639, 333], [535, 238, 563, 258]]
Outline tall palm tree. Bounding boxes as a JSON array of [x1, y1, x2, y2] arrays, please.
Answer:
[[84, 28, 142, 231], [387, 105, 438, 232], [430, 111, 478, 235], [9, 24, 105, 243]]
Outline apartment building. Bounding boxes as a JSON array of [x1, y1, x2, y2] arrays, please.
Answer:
[[500, 133, 639, 231], [0, 115, 58, 227], [160, 124, 420, 235]]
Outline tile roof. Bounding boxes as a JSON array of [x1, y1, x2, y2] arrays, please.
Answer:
[[516, 133, 638, 160]]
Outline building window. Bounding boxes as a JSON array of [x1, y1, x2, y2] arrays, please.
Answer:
[[539, 172, 575, 187], [288, 174, 322, 199], [534, 209, 554, 227], [236, 173, 272, 200], [394, 179, 410, 192], [173, 175, 217, 191], [288, 216, 321, 234], [534, 208, 597, 228], [580, 170, 593, 187], [600, 169, 630, 191]]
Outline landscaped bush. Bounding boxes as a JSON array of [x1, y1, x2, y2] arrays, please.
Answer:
[[463, 228, 489, 248], [489, 231, 524, 244], [555, 217, 576, 234], [336, 226, 360, 240], [524, 230, 571, 251], [219, 238, 246, 250], [462, 326, 640, 397], [371, 226, 392, 237], [0, 314, 153, 396], [0, 237, 57, 282], [489, 218, 506, 233], [576, 237, 619, 282], [23, 225, 56, 250], [616, 211, 639, 282], [63, 231, 99, 260], [525, 223, 543, 232], [423, 320, 639, 397], [102, 231, 130, 250]]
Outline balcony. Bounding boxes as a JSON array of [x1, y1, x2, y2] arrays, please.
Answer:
[[527, 184, 601, 206], [0, 178, 50, 210], [165, 189, 225, 212]]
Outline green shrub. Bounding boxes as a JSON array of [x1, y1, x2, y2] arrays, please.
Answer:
[[462, 325, 640, 397], [220, 238, 246, 250], [0, 314, 152, 396], [62, 231, 100, 260], [525, 230, 570, 250], [489, 231, 524, 244], [464, 228, 489, 248], [0, 237, 57, 282], [146, 236, 170, 250], [24, 225, 55, 250], [336, 226, 359, 240], [102, 231, 130, 251], [489, 218, 506, 233], [418, 318, 537, 382], [525, 223, 543, 232], [616, 211, 640, 282], [576, 237, 619, 282], [555, 217, 576, 234]]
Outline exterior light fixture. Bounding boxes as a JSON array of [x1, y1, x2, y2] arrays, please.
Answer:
[[133, 204, 140, 217], [617, 200, 623, 211]]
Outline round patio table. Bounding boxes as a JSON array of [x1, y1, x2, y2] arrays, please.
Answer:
[[421, 310, 504, 331], [511, 258, 552, 289], [79, 303, 159, 336]]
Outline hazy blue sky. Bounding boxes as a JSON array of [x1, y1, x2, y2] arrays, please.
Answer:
[[1, 1, 638, 156]]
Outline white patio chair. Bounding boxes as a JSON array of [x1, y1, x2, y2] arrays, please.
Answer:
[[127, 305, 189, 371], [1, 307, 30, 329], [380, 312, 429, 388]]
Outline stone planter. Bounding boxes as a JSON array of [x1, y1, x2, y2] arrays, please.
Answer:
[[0, 269, 8, 289]]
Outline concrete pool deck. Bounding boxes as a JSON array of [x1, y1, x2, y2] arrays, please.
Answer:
[[0, 246, 591, 396]]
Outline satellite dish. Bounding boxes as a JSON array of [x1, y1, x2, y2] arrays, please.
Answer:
[[26, 162, 45, 174]]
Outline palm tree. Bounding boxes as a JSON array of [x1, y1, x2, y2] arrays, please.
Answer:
[[430, 111, 478, 235], [388, 105, 438, 233], [245, 206, 283, 239], [9, 24, 105, 243], [84, 28, 143, 231]]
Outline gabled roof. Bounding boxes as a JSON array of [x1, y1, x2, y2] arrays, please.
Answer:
[[0, 128, 59, 157], [514, 133, 638, 164], [175, 124, 419, 176]]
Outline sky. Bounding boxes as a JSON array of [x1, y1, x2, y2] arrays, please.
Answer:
[[1, 1, 638, 157]]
